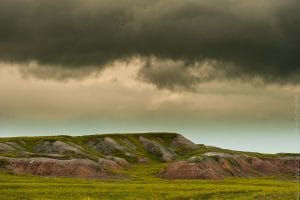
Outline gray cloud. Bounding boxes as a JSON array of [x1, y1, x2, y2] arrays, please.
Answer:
[[138, 58, 227, 90], [0, 0, 299, 88]]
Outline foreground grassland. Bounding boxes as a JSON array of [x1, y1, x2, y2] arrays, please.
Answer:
[[0, 164, 299, 200]]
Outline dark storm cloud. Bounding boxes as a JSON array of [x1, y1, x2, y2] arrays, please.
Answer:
[[138, 58, 226, 90], [139, 59, 199, 90], [0, 0, 299, 88]]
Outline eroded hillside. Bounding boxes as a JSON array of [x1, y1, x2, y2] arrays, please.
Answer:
[[0, 133, 299, 180]]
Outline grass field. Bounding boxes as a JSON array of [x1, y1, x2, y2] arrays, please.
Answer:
[[0, 164, 299, 200]]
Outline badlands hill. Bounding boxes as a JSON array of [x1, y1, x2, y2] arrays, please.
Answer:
[[0, 133, 299, 180]]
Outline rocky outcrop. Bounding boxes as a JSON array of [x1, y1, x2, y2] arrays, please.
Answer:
[[98, 158, 122, 171], [267, 157, 300, 175], [5, 142, 25, 151], [139, 136, 176, 162], [160, 154, 300, 180], [98, 156, 129, 171], [1, 157, 108, 178], [0, 143, 15, 152], [87, 137, 135, 157], [202, 152, 234, 158], [158, 161, 223, 180], [171, 135, 198, 150], [104, 156, 129, 167], [120, 138, 137, 150], [33, 141, 83, 155]]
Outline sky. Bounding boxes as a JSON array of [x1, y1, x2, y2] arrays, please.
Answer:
[[0, 0, 300, 153]]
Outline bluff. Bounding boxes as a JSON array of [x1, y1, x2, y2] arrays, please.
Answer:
[[0, 133, 299, 180]]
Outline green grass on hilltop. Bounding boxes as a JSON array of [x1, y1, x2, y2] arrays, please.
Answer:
[[2, 132, 291, 160], [0, 132, 179, 153], [0, 132, 197, 162]]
